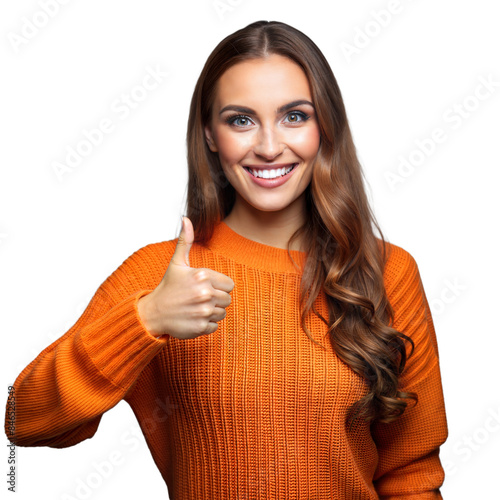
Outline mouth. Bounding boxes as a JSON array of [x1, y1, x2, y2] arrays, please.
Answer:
[[243, 163, 298, 179]]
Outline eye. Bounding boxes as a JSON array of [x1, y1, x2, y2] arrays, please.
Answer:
[[224, 110, 310, 128], [284, 111, 309, 124], [225, 114, 253, 127]]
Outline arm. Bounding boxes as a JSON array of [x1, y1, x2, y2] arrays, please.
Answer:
[[4, 247, 168, 448], [372, 247, 448, 499]]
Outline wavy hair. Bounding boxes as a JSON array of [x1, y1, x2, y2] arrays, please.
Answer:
[[184, 20, 417, 424]]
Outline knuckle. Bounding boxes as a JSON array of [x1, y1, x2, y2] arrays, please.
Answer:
[[200, 304, 213, 317], [194, 269, 209, 281], [196, 320, 207, 335], [195, 286, 212, 302]]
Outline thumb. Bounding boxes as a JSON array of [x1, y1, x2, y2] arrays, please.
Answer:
[[171, 216, 194, 267]]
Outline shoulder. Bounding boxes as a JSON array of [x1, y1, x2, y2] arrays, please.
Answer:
[[378, 240, 432, 347], [97, 239, 179, 300], [113, 235, 217, 278], [378, 238, 421, 299], [120, 239, 178, 269]]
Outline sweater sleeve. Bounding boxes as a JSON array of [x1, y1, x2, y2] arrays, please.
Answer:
[[371, 246, 448, 499], [4, 247, 168, 449]]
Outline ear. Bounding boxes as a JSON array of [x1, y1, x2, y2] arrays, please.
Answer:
[[204, 125, 218, 152]]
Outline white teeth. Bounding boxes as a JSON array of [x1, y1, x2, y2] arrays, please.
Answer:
[[249, 164, 295, 179]]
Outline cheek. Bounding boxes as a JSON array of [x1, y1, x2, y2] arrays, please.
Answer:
[[214, 129, 252, 163], [291, 126, 321, 158]]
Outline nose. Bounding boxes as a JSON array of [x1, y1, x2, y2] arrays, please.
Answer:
[[252, 125, 284, 160]]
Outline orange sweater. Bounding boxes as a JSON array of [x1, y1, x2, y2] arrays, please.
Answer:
[[5, 221, 448, 499]]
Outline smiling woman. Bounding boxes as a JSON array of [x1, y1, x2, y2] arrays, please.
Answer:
[[203, 54, 321, 250], [5, 20, 448, 500]]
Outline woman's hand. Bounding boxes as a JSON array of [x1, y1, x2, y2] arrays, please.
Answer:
[[137, 216, 235, 340]]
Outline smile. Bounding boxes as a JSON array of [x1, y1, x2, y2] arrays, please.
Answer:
[[244, 163, 298, 179], [242, 162, 299, 188]]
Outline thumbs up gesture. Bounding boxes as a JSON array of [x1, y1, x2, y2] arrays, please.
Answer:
[[137, 216, 235, 339]]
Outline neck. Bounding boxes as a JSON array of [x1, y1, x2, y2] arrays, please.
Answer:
[[222, 195, 307, 252]]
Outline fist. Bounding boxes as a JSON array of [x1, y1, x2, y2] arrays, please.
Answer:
[[137, 216, 235, 340]]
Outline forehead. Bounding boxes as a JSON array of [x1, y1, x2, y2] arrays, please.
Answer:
[[213, 54, 312, 107]]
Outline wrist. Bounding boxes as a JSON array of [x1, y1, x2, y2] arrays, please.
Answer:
[[137, 292, 162, 338]]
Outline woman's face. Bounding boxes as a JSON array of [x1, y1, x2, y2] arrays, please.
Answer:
[[205, 54, 321, 219]]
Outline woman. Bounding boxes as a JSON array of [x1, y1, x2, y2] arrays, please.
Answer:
[[5, 20, 448, 499]]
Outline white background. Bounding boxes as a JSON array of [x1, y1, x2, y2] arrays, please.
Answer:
[[1, 0, 499, 498]]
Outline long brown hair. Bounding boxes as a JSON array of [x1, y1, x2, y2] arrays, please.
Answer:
[[184, 20, 417, 424]]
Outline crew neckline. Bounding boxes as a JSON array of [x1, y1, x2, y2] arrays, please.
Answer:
[[205, 220, 307, 274]]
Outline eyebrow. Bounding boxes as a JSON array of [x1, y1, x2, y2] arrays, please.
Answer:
[[219, 99, 315, 116]]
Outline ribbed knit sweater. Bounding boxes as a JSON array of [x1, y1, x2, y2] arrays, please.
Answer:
[[5, 221, 448, 499]]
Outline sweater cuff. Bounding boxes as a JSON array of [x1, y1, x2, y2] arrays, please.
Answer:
[[78, 289, 168, 390]]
